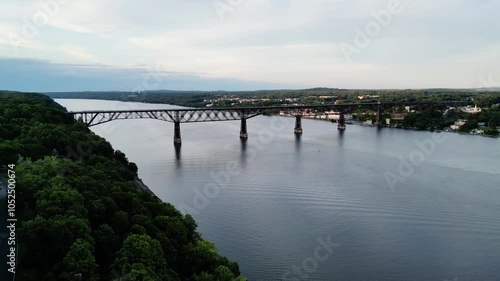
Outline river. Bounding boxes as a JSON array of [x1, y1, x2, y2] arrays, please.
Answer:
[[56, 99, 500, 281]]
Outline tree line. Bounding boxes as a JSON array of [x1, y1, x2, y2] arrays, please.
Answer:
[[46, 88, 500, 109]]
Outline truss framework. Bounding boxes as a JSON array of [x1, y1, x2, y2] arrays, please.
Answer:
[[71, 109, 264, 127], [68, 102, 466, 127]]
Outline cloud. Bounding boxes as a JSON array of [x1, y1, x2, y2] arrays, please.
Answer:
[[0, 58, 292, 92], [58, 45, 98, 62], [0, 0, 499, 90]]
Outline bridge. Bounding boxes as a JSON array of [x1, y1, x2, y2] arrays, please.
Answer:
[[68, 101, 467, 144]]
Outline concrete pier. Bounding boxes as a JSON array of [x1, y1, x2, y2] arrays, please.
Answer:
[[240, 118, 248, 140], [173, 121, 182, 144], [294, 115, 303, 135]]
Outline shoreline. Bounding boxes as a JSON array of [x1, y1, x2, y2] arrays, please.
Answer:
[[280, 114, 500, 139], [134, 177, 162, 199]]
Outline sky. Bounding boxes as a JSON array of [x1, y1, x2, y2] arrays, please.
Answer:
[[0, 0, 499, 92]]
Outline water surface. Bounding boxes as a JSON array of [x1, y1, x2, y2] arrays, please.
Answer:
[[58, 99, 500, 281]]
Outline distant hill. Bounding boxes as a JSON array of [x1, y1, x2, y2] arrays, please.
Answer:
[[44, 87, 500, 96]]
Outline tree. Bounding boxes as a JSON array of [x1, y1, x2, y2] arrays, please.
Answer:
[[19, 215, 92, 279], [93, 224, 121, 274], [187, 240, 219, 274], [110, 210, 130, 237], [460, 120, 479, 132], [60, 239, 98, 281], [192, 265, 247, 281], [35, 183, 87, 219], [0, 141, 19, 166], [183, 214, 200, 241], [489, 114, 500, 129], [114, 263, 162, 281], [483, 128, 500, 136], [113, 234, 170, 279]]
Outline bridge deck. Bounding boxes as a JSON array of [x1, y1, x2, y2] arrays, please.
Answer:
[[67, 101, 467, 127]]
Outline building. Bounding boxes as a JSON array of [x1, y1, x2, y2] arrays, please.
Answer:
[[325, 111, 341, 120], [451, 119, 467, 130], [358, 95, 380, 100], [462, 105, 482, 114]]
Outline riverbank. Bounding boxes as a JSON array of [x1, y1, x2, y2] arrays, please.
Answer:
[[281, 114, 500, 138], [134, 177, 161, 198], [358, 122, 500, 138]]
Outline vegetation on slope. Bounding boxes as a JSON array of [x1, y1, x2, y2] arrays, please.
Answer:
[[0, 91, 245, 281]]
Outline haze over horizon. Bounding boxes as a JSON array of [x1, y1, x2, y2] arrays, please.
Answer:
[[1, 0, 500, 92]]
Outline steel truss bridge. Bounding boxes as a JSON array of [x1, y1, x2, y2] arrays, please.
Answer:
[[68, 101, 466, 144]]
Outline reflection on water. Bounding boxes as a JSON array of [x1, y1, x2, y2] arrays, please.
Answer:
[[239, 139, 247, 168], [338, 129, 345, 147], [174, 143, 182, 170], [57, 99, 500, 281], [240, 139, 247, 152], [294, 133, 301, 152], [174, 143, 181, 160]]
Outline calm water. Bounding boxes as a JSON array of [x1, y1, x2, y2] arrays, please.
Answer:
[[57, 99, 500, 281]]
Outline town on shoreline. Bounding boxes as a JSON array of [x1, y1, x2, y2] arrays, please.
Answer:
[[278, 104, 499, 137]]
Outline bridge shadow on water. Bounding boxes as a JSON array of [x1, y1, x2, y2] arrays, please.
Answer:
[[374, 125, 384, 147]]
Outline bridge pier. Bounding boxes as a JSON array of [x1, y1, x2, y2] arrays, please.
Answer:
[[240, 118, 248, 140], [376, 102, 382, 126], [294, 115, 303, 135], [338, 112, 346, 131], [173, 121, 182, 144]]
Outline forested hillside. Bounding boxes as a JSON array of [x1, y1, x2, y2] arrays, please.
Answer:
[[0, 91, 245, 281]]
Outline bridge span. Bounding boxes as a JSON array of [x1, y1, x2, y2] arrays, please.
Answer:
[[68, 101, 466, 144]]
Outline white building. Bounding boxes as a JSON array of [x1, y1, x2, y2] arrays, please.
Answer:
[[451, 119, 467, 130], [462, 105, 482, 114]]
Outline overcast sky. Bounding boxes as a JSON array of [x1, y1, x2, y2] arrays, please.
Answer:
[[0, 0, 499, 92]]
